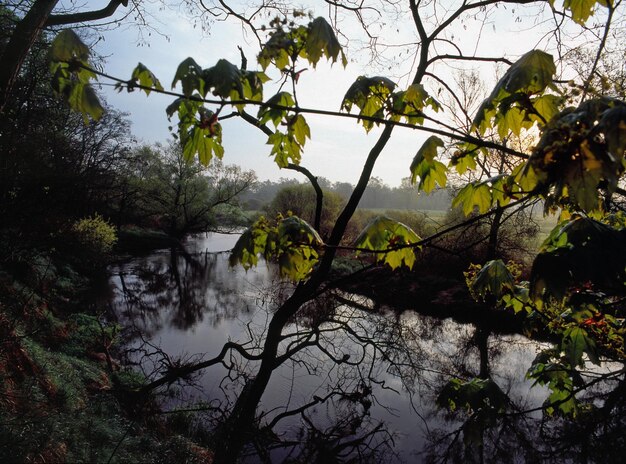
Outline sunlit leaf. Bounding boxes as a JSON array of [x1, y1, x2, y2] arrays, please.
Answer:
[[305, 17, 347, 67], [49, 29, 90, 62], [355, 216, 420, 270], [258, 92, 295, 127], [341, 76, 396, 131], [409, 136, 447, 192], [531, 94, 563, 124], [276, 216, 323, 281], [131, 63, 163, 95], [564, 0, 602, 24], [473, 50, 555, 135], [452, 182, 492, 215], [469, 260, 515, 300], [68, 83, 104, 122]]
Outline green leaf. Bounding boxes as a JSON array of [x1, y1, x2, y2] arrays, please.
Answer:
[[410, 137, 447, 192], [564, 0, 601, 24], [258, 92, 295, 127], [131, 63, 163, 95], [276, 216, 323, 281], [531, 94, 563, 124], [473, 50, 556, 134], [68, 83, 104, 122], [563, 327, 600, 367], [172, 57, 204, 96], [341, 76, 396, 131], [391, 84, 441, 124], [452, 182, 492, 215], [355, 216, 420, 270], [49, 30, 90, 62], [203, 59, 244, 99], [229, 217, 271, 269], [449, 143, 481, 175], [305, 17, 347, 67], [289, 114, 311, 146], [469, 260, 515, 300], [182, 123, 224, 165], [413, 136, 444, 163], [499, 106, 526, 138]]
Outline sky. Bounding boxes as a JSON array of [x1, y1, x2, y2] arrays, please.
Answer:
[[81, 0, 574, 187]]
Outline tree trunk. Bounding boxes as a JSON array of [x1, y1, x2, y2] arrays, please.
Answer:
[[0, 0, 59, 115]]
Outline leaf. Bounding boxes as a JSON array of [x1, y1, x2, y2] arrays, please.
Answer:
[[241, 71, 267, 102], [289, 114, 311, 146], [564, 0, 601, 24], [203, 59, 244, 99], [229, 217, 271, 269], [563, 327, 600, 367], [276, 216, 322, 281], [469, 260, 515, 300], [355, 216, 420, 270], [172, 57, 204, 96], [413, 136, 444, 163], [68, 83, 104, 122], [410, 137, 447, 192], [530, 216, 626, 300], [182, 124, 224, 165], [449, 143, 481, 175], [305, 17, 347, 67], [258, 92, 295, 127], [472, 50, 556, 134], [531, 94, 563, 124], [341, 76, 396, 131], [131, 63, 163, 95], [501, 50, 556, 95], [452, 182, 492, 215], [391, 84, 441, 124], [49, 30, 90, 62], [257, 27, 294, 71], [499, 106, 526, 138]]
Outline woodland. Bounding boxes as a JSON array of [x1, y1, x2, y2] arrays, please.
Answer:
[[1, 0, 626, 463]]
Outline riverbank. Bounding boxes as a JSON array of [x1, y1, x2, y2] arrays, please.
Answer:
[[0, 242, 214, 462]]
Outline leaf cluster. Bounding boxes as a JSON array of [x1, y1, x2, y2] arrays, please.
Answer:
[[230, 215, 323, 281]]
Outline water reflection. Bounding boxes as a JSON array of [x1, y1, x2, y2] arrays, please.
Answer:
[[104, 233, 622, 462]]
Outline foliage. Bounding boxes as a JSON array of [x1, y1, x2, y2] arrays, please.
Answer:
[[264, 183, 344, 237], [72, 214, 117, 256], [230, 214, 322, 281], [354, 216, 421, 270]]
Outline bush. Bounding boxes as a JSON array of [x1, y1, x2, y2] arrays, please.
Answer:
[[265, 184, 344, 238], [72, 215, 117, 258]]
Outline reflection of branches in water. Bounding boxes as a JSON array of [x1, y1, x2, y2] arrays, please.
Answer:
[[421, 338, 626, 463], [109, 246, 626, 461], [111, 248, 269, 341]]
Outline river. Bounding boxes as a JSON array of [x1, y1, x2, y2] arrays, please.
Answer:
[[103, 232, 553, 462]]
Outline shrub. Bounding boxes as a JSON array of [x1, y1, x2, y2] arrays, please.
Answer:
[[72, 215, 117, 257]]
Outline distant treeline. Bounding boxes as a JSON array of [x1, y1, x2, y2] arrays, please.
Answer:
[[240, 176, 452, 212]]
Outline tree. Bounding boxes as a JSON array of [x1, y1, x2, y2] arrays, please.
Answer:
[[264, 183, 344, 237], [0, 19, 134, 233], [0, 0, 143, 115], [123, 143, 256, 236], [48, 1, 626, 462]]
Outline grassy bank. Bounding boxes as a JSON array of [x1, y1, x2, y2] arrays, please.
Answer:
[[0, 244, 213, 463]]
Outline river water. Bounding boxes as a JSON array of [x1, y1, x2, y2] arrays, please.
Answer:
[[104, 232, 550, 462]]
